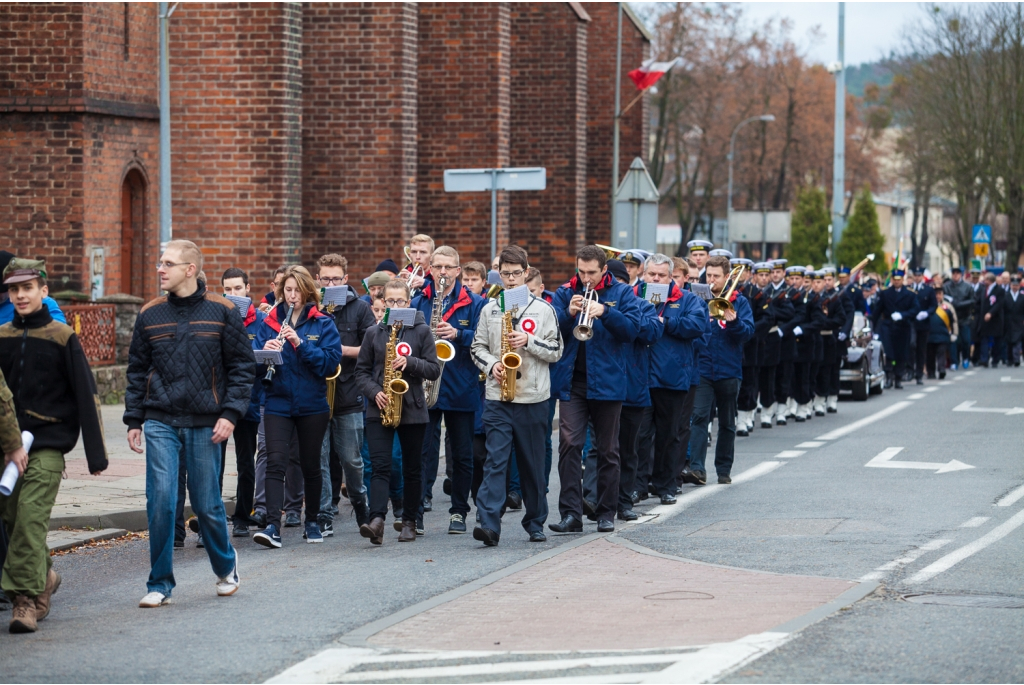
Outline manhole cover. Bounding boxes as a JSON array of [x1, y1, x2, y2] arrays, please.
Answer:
[[644, 591, 714, 601], [902, 593, 1024, 608]]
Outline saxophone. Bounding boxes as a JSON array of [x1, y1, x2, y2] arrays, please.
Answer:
[[499, 309, 523, 402], [423, 275, 456, 408], [380, 322, 410, 428]]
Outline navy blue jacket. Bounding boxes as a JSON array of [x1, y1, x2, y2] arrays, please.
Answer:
[[623, 297, 663, 408], [412, 279, 485, 413], [242, 304, 266, 423], [697, 293, 754, 381], [872, 286, 921, 334], [551, 273, 641, 401], [912, 283, 937, 331], [643, 282, 707, 391], [254, 302, 343, 418]]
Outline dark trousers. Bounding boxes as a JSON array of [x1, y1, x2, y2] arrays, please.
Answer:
[[365, 419, 426, 523], [815, 362, 834, 398], [422, 409, 475, 517], [687, 377, 740, 477], [557, 380, 622, 522], [544, 397, 557, 488], [471, 433, 486, 503], [737, 366, 759, 411], [793, 362, 814, 404], [775, 360, 793, 403], [263, 413, 329, 527], [979, 336, 1003, 366], [634, 406, 656, 494], [677, 387, 696, 476], [830, 346, 843, 395], [649, 388, 688, 498], [617, 405, 646, 512], [955, 324, 972, 365], [758, 365, 776, 408], [478, 400, 549, 536], [914, 328, 929, 379], [232, 419, 259, 525], [926, 342, 949, 377]]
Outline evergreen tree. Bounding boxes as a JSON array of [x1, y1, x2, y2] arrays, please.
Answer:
[[785, 186, 830, 267], [837, 185, 888, 273]]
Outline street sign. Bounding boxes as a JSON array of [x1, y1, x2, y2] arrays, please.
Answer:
[[974, 243, 990, 258], [971, 258, 984, 272], [444, 167, 546, 260], [972, 224, 992, 244], [729, 211, 792, 244], [613, 157, 659, 252]]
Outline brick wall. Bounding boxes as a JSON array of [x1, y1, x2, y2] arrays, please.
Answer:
[[82, 3, 158, 111], [581, 3, 649, 247], [169, 2, 303, 291], [509, 3, 588, 284], [0, 3, 85, 108], [417, 3, 511, 266], [300, 2, 418, 282]]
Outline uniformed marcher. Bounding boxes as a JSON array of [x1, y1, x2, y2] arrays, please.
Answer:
[[910, 267, 936, 385], [1004, 275, 1024, 366], [777, 265, 807, 422], [686, 240, 713, 284], [793, 270, 827, 420], [815, 268, 848, 414], [976, 272, 1006, 367], [735, 260, 763, 436], [872, 268, 920, 388], [756, 262, 794, 428]]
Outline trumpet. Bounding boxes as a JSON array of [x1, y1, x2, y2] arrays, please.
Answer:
[[572, 283, 600, 341], [708, 265, 746, 320], [262, 303, 295, 389]]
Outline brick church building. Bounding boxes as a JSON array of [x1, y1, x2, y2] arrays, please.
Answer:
[[0, 3, 649, 300]]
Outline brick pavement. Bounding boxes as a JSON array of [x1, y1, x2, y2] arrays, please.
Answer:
[[369, 537, 855, 652]]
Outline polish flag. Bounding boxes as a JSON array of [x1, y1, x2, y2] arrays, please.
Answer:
[[628, 58, 680, 90]]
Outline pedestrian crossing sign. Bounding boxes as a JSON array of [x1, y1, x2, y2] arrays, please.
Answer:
[[972, 224, 991, 244]]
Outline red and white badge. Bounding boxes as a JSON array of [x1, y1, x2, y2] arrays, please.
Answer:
[[520, 317, 537, 334], [396, 342, 412, 357]]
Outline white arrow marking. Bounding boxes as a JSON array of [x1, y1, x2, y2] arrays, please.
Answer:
[[954, 401, 1024, 415], [1001, 376, 1024, 383], [865, 447, 974, 473]]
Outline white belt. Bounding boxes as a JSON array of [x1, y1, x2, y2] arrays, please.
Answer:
[[820, 330, 833, 335], [769, 326, 779, 333]]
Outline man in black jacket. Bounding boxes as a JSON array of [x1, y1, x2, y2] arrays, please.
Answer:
[[125, 240, 254, 608], [976, 272, 1006, 367], [315, 254, 375, 534], [1004, 274, 1024, 366], [0, 258, 108, 633], [910, 268, 937, 384]]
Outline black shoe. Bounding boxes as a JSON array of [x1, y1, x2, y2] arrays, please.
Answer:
[[549, 514, 583, 533], [597, 519, 614, 533], [415, 517, 424, 536], [894, 380, 903, 389], [505, 491, 523, 510], [884, 377, 893, 389], [187, 517, 200, 534], [682, 470, 706, 486], [939, 371, 946, 379], [630, 490, 640, 505], [916, 378, 924, 385], [284, 512, 301, 527], [794, 414, 805, 422], [826, 406, 838, 414], [232, 521, 249, 537], [718, 475, 732, 484], [352, 496, 369, 527], [618, 509, 638, 521], [448, 514, 467, 534], [582, 498, 597, 521], [250, 510, 267, 529], [442, 478, 452, 496], [422, 497, 432, 513], [473, 526, 499, 546], [637, 491, 649, 502], [736, 427, 749, 437], [529, 531, 547, 542], [660, 494, 677, 505], [174, 538, 185, 549]]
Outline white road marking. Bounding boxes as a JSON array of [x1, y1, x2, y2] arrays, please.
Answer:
[[645, 461, 784, 525], [774, 450, 806, 459], [640, 632, 791, 684], [960, 516, 991, 528], [858, 539, 952, 581], [817, 401, 913, 441], [953, 400, 1024, 415], [796, 441, 825, 448], [1000, 376, 1024, 383], [908, 393, 926, 399], [864, 447, 974, 473], [939, 380, 954, 385], [907, 509, 1024, 584], [964, 371, 977, 376], [996, 484, 1024, 507], [923, 386, 939, 393]]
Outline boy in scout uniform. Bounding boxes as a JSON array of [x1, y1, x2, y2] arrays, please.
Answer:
[[0, 259, 108, 633]]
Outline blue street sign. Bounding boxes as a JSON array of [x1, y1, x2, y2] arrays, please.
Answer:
[[972, 224, 991, 244]]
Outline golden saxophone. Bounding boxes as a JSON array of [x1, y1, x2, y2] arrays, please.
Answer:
[[423, 275, 455, 408], [499, 309, 522, 402], [380, 322, 409, 428]]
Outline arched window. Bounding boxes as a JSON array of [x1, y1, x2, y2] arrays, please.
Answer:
[[120, 169, 147, 297]]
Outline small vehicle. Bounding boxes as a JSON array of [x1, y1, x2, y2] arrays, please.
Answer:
[[840, 312, 886, 401]]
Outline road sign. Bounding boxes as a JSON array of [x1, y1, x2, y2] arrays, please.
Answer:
[[974, 243, 990, 258], [613, 157, 659, 252], [973, 224, 992, 244], [444, 167, 546, 260], [971, 258, 984, 272], [865, 447, 974, 473]]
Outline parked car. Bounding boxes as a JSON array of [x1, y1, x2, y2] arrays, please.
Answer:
[[840, 312, 885, 401]]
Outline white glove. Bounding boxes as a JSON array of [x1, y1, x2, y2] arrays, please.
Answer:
[[951, 334, 958, 342], [793, 326, 803, 337], [916, 311, 928, 321], [838, 332, 847, 341], [872, 334, 880, 341], [891, 312, 903, 321], [778, 328, 784, 338]]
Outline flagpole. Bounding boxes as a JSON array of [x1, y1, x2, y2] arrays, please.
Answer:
[[611, 2, 623, 243]]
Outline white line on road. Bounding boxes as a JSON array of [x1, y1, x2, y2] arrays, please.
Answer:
[[1000, 376, 1024, 383], [953, 400, 1024, 415], [996, 484, 1024, 507], [644, 461, 784, 525], [960, 517, 991, 528], [907, 509, 1024, 584], [909, 393, 926, 399], [923, 386, 939, 393], [940, 380, 954, 385], [796, 441, 825, 448], [817, 401, 913, 441], [640, 632, 791, 684], [774, 450, 806, 459], [864, 447, 974, 473], [858, 539, 952, 581]]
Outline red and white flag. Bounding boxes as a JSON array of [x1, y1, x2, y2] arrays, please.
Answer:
[[628, 58, 680, 90]]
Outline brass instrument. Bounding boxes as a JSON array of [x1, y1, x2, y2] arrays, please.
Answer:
[[424, 275, 456, 408], [708, 265, 746, 320], [572, 283, 600, 341], [401, 246, 426, 284], [594, 244, 622, 260], [499, 309, 523, 402], [325, 364, 342, 417], [486, 282, 504, 299], [262, 304, 295, 389], [380, 322, 410, 428]]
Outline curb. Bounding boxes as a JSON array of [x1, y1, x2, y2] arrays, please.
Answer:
[[47, 528, 129, 553], [49, 500, 237, 532]]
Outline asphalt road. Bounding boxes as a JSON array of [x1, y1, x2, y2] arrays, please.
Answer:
[[1, 365, 1023, 683]]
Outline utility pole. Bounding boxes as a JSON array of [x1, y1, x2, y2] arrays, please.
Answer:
[[611, 3, 623, 243], [831, 2, 846, 257], [158, 3, 176, 251]]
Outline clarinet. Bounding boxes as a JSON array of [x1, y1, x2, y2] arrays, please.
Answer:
[[262, 303, 295, 389]]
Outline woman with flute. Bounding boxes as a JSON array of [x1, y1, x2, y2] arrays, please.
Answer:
[[253, 265, 342, 548]]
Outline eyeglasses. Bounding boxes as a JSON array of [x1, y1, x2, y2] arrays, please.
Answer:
[[384, 299, 408, 307], [319, 277, 345, 285], [156, 261, 191, 271], [430, 264, 460, 273], [499, 269, 526, 279]]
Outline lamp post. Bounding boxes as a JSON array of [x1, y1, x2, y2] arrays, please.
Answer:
[[726, 114, 775, 250]]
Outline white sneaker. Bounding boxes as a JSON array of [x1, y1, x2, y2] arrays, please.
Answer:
[[216, 561, 240, 597], [139, 591, 169, 608]]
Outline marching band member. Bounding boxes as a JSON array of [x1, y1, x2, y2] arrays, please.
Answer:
[[359, 270, 393, 306], [550, 245, 641, 533], [355, 279, 440, 544], [619, 250, 648, 287], [252, 266, 342, 548], [461, 261, 488, 296], [470, 245, 562, 545], [400, 234, 434, 293]]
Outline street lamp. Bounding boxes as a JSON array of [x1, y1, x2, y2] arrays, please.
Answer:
[[726, 114, 775, 251]]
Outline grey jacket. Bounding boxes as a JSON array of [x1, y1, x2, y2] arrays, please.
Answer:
[[471, 295, 562, 404], [943, 279, 975, 321]]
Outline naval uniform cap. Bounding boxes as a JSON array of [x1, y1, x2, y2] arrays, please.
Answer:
[[786, 266, 806, 275], [811, 270, 824, 280], [771, 259, 788, 269], [686, 240, 713, 253], [753, 262, 772, 273], [912, 266, 926, 276], [709, 249, 734, 259], [619, 250, 644, 266]]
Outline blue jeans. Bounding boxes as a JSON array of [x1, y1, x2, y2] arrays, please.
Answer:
[[319, 412, 366, 522], [687, 377, 741, 478], [145, 420, 235, 597]]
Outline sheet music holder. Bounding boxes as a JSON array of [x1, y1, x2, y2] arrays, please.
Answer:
[[383, 307, 417, 328], [224, 295, 251, 318], [254, 350, 284, 366], [500, 284, 530, 312], [321, 286, 350, 308], [689, 283, 713, 301], [641, 283, 669, 304]]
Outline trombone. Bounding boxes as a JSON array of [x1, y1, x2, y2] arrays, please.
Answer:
[[401, 245, 426, 284], [572, 283, 600, 341], [708, 265, 746, 320]]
